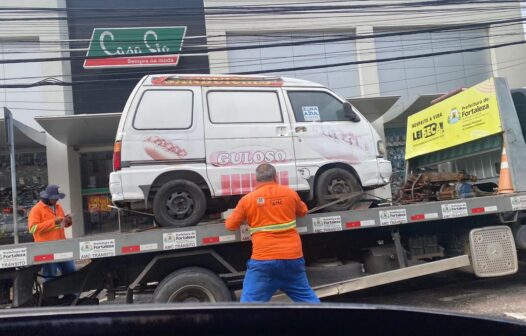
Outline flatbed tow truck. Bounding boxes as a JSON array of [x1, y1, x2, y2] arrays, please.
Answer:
[[1, 77, 525, 307]]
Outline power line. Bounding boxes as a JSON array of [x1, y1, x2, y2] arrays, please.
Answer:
[[235, 39, 526, 75], [0, 1, 519, 36], [0, 27, 516, 78], [1, 55, 511, 96], [0, 0, 520, 14], [5, 57, 526, 114], [0, 16, 523, 66], [0, 18, 520, 52], [0, 36, 523, 89]]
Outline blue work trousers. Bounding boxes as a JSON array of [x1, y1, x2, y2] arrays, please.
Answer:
[[241, 257, 320, 303], [41, 261, 76, 282]]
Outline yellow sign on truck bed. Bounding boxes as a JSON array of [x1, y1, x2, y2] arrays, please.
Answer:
[[405, 78, 502, 160]]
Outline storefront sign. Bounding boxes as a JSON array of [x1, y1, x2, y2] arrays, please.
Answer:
[[405, 78, 502, 160], [84, 27, 186, 69]]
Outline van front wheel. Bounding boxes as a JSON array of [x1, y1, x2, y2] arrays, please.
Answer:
[[153, 180, 206, 227], [315, 168, 362, 212]]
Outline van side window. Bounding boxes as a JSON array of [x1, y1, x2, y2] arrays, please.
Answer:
[[133, 90, 193, 129], [288, 91, 346, 122], [207, 91, 283, 123]]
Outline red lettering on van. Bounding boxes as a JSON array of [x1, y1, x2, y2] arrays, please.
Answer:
[[210, 148, 288, 167]]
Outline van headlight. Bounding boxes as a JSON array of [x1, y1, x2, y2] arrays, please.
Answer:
[[377, 140, 386, 158]]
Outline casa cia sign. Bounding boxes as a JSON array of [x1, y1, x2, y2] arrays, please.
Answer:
[[83, 26, 186, 69]]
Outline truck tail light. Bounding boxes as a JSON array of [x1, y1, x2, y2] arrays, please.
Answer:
[[113, 141, 122, 171]]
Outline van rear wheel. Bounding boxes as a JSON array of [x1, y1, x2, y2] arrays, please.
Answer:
[[153, 180, 206, 227], [315, 168, 362, 212]]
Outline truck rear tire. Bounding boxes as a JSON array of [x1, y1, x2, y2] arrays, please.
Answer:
[[153, 180, 206, 227], [315, 168, 362, 212], [152, 267, 232, 303]]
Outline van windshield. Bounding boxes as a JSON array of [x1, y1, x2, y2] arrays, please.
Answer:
[[288, 91, 346, 122]]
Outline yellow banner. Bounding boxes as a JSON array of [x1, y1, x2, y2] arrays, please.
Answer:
[[405, 78, 502, 160]]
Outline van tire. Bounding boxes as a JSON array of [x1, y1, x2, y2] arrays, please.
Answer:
[[152, 267, 232, 303], [315, 168, 362, 212], [153, 180, 206, 227]]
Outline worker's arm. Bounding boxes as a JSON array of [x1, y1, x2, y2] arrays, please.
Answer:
[[28, 210, 62, 235], [225, 197, 247, 231], [293, 191, 308, 217]]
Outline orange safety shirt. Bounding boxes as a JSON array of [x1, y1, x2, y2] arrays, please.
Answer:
[[225, 181, 308, 260], [28, 200, 66, 242]]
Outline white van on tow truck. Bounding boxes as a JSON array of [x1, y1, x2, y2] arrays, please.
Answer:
[[110, 75, 391, 227]]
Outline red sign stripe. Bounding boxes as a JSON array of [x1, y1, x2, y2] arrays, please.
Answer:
[[231, 174, 241, 195], [122, 245, 140, 253], [221, 175, 231, 196], [411, 214, 425, 221], [251, 174, 257, 191], [84, 55, 180, 67], [241, 174, 251, 194], [34, 254, 54, 262], [346, 221, 361, 228], [203, 237, 220, 244], [471, 207, 485, 214]]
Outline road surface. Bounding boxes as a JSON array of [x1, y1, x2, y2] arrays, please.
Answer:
[[334, 263, 526, 320], [103, 263, 526, 322]]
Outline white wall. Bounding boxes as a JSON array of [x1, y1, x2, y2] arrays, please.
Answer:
[[0, 0, 73, 128], [0, 1, 81, 235], [205, 0, 526, 201], [205, 0, 526, 97]]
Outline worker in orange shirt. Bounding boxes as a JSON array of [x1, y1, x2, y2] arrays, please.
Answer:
[[226, 164, 320, 303], [28, 184, 75, 281]]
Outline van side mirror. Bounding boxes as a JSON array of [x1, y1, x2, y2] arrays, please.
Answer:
[[344, 102, 360, 122]]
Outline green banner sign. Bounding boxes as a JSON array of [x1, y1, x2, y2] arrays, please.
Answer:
[[84, 26, 186, 69]]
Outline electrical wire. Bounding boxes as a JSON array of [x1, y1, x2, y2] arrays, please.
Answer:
[[0, 36, 522, 88], [0, 16, 523, 66], [0, 27, 516, 82], [3, 55, 526, 110]]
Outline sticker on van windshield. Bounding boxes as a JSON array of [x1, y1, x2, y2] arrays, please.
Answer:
[[302, 106, 320, 122]]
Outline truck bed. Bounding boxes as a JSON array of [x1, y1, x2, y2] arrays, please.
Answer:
[[1, 192, 525, 270]]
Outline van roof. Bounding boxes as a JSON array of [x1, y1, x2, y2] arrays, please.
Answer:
[[144, 74, 325, 88]]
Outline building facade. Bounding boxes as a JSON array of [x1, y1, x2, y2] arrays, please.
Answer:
[[2, 0, 526, 238], [0, 0, 72, 238]]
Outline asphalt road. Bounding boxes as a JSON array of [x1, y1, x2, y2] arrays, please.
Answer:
[[103, 263, 526, 322], [332, 263, 526, 321]]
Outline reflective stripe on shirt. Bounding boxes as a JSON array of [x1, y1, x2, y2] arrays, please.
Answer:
[[29, 224, 37, 234], [249, 220, 296, 234]]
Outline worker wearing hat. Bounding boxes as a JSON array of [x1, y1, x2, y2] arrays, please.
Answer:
[[28, 184, 75, 280]]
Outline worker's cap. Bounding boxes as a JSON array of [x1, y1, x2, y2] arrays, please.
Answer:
[[40, 184, 65, 200]]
